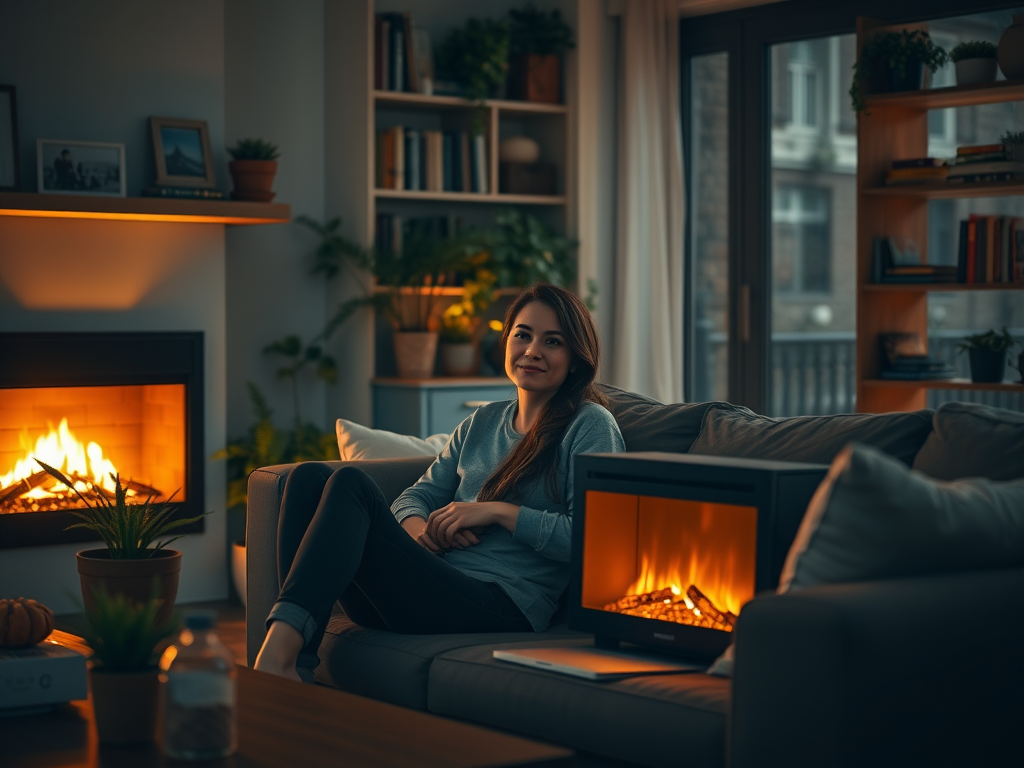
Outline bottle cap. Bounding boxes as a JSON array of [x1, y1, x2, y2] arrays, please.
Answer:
[[184, 611, 216, 630]]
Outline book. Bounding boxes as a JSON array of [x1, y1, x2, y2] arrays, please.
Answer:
[[402, 13, 419, 94], [954, 152, 1007, 164], [890, 157, 946, 168], [405, 129, 420, 191], [412, 27, 433, 95], [474, 134, 488, 193], [946, 160, 1024, 177], [887, 166, 949, 181], [141, 186, 225, 199], [391, 126, 405, 191], [957, 143, 1004, 156]]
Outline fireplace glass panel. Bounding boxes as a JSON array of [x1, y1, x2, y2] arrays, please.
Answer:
[[0, 384, 186, 514], [581, 491, 757, 631]]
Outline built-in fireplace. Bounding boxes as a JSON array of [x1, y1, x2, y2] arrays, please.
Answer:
[[569, 453, 829, 661], [0, 332, 204, 549]]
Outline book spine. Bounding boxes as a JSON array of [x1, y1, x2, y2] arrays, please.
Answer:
[[966, 216, 977, 284], [957, 143, 1004, 155], [442, 131, 454, 192], [986, 216, 996, 283], [957, 220, 968, 284], [374, 15, 382, 90], [403, 13, 419, 94], [392, 126, 405, 191], [381, 18, 390, 91], [890, 157, 944, 168], [474, 134, 488, 194], [461, 132, 471, 194], [375, 131, 386, 188], [1002, 215, 1012, 283], [391, 17, 404, 92]]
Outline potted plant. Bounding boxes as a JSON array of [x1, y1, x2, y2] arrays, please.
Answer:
[[507, 3, 576, 104], [957, 327, 1018, 383], [438, 270, 498, 377], [1002, 130, 1024, 163], [434, 17, 510, 132], [34, 459, 208, 628], [850, 29, 948, 114], [82, 587, 175, 744], [474, 209, 578, 289], [227, 138, 280, 202], [949, 41, 998, 86]]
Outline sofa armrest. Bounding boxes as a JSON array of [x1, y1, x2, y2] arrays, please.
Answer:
[[245, 456, 435, 665], [729, 567, 1024, 768]]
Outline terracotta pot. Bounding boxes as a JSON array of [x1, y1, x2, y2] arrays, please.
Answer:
[[392, 331, 438, 378], [440, 342, 479, 377], [968, 349, 1007, 383], [955, 57, 998, 86], [77, 549, 181, 629], [228, 160, 277, 202], [509, 53, 561, 103], [89, 666, 159, 744], [998, 14, 1024, 80], [231, 540, 246, 608]]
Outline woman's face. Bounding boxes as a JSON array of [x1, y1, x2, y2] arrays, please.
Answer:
[[505, 300, 573, 398]]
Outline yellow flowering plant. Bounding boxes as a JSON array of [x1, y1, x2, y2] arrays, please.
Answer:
[[439, 270, 498, 344]]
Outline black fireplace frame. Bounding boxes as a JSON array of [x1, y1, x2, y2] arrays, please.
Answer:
[[568, 452, 828, 661], [0, 331, 205, 550]]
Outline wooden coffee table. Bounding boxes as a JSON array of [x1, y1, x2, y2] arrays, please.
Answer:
[[2, 636, 573, 767]]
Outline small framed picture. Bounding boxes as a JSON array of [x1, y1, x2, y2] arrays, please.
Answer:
[[150, 116, 216, 188], [0, 85, 19, 191], [37, 139, 126, 196]]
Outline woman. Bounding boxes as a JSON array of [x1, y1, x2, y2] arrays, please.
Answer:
[[254, 283, 625, 681]]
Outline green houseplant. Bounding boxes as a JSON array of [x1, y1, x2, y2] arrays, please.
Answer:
[[507, 3, 576, 103], [850, 29, 948, 114], [474, 209, 578, 289], [1002, 129, 1024, 162], [438, 269, 498, 377], [435, 17, 511, 132], [35, 458, 208, 628], [227, 137, 280, 202], [82, 587, 175, 744], [949, 40, 998, 86], [957, 327, 1018, 383]]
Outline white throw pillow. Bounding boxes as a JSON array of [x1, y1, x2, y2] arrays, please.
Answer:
[[335, 419, 449, 461], [708, 443, 1024, 678]]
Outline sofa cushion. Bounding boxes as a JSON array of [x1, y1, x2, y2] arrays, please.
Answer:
[[336, 418, 449, 460], [315, 609, 583, 710], [781, 442, 1024, 592], [912, 401, 1024, 481], [596, 382, 718, 453], [688, 403, 933, 466], [430, 639, 729, 768]]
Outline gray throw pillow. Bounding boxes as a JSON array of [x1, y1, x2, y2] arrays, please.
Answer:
[[595, 383, 718, 453], [912, 402, 1024, 481], [688, 402, 933, 466]]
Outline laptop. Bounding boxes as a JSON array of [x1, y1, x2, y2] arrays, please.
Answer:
[[492, 646, 705, 681]]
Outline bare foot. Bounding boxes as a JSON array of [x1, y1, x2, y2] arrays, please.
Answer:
[[253, 620, 304, 682]]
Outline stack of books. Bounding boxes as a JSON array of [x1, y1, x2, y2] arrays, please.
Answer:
[[375, 13, 432, 94], [878, 332, 957, 381], [956, 214, 1024, 283], [871, 236, 958, 283], [884, 157, 948, 186], [141, 186, 225, 200], [947, 143, 1024, 184], [376, 126, 488, 194]]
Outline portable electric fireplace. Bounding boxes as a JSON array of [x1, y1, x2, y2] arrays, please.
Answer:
[[0, 332, 204, 549], [568, 452, 828, 661]]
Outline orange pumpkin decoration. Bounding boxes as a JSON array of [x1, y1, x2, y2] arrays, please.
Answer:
[[0, 597, 55, 648]]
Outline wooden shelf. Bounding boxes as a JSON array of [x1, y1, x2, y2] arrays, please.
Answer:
[[375, 189, 567, 205], [863, 379, 1023, 392], [374, 90, 568, 115], [864, 283, 1024, 292], [0, 192, 291, 224], [862, 181, 1024, 199], [863, 78, 1024, 111], [375, 286, 521, 296]]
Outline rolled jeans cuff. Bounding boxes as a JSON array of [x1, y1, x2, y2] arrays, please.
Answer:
[[266, 600, 318, 646]]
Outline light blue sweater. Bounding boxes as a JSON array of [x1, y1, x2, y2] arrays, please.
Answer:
[[391, 399, 625, 631]]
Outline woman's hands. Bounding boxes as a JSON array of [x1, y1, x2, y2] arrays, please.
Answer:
[[401, 514, 480, 553], [426, 501, 520, 550]]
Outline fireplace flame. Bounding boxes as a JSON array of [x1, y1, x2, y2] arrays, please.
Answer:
[[0, 418, 121, 497], [626, 551, 745, 617]]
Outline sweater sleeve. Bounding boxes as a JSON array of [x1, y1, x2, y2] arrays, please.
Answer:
[[390, 422, 466, 524], [513, 405, 625, 562]]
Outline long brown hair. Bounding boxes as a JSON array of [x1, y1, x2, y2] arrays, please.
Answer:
[[477, 283, 606, 505]]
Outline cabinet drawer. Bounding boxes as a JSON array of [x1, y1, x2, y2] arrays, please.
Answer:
[[427, 385, 515, 434]]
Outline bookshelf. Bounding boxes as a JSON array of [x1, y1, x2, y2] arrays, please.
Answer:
[[855, 18, 1024, 414]]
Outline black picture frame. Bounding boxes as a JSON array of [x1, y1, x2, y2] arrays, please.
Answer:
[[0, 85, 19, 191]]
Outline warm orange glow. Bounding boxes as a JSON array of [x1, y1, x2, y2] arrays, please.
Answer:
[[1, 418, 123, 497]]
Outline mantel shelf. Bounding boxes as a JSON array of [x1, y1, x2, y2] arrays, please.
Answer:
[[862, 379, 1023, 392], [863, 78, 1024, 110], [0, 192, 291, 225]]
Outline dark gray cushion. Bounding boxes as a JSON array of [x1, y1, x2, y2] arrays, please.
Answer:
[[315, 610, 584, 710], [912, 402, 1024, 481], [688, 403, 933, 466], [597, 382, 720, 453], [429, 639, 729, 768]]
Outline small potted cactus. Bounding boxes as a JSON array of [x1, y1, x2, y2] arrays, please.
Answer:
[[949, 41, 998, 86], [226, 138, 280, 202]]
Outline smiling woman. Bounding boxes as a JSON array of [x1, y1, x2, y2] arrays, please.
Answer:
[[252, 282, 625, 684]]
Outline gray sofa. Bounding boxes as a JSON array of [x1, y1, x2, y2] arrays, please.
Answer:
[[246, 387, 1024, 768]]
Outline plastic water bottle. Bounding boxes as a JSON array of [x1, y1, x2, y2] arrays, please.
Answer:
[[159, 612, 237, 760]]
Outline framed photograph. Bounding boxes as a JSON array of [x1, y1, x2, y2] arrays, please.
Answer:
[[37, 139, 126, 196], [150, 116, 216, 188], [0, 85, 19, 191]]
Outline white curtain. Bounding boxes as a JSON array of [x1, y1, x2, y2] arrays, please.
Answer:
[[611, 0, 685, 404]]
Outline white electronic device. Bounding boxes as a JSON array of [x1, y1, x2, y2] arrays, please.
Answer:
[[0, 640, 88, 716], [493, 646, 705, 681]]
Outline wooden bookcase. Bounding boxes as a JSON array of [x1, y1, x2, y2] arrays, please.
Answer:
[[855, 18, 1024, 413]]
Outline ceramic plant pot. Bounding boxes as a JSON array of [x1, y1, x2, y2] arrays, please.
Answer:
[[968, 349, 1007, 383], [77, 549, 181, 629], [393, 331, 439, 379], [89, 666, 159, 744], [998, 14, 1024, 80], [498, 136, 541, 164], [885, 61, 925, 93], [955, 57, 998, 86], [228, 160, 278, 202], [440, 342, 479, 377]]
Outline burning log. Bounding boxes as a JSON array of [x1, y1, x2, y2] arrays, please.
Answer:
[[604, 587, 676, 612], [0, 470, 164, 515], [603, 583, 737, 632], [0, 471, 51, 504], [685, 585, 737, 630]]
